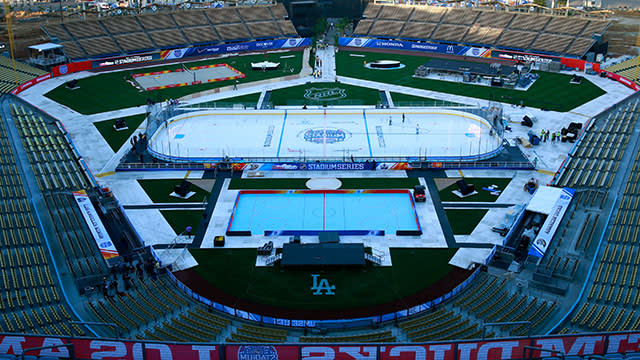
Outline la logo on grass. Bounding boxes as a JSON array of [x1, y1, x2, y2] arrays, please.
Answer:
[[311, 274, 335, 295]]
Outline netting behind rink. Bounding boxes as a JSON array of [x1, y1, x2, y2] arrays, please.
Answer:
[[145, 102, 183, 141], [461, 101, 505, 139]]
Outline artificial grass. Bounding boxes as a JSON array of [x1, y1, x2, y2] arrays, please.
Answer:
[[93, 114, 146, 152], [189, 247, 457, 310], [438, 177, 512, 202], [336, 51, 605, 112], [391, 92, 463, 107], [46, 51, 303, 114], [445, 209, 489, 235], [137, 179, 211, 203], [269, 82, 381, 106], [160, 210, 205, 235], [228, 177, 419, 190]]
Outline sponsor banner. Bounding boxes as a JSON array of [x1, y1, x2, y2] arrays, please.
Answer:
[[340, 37, 459, 55], [206, 162, 412, 171], [92, 53, 161, 68], [72, 190, 119, 260], [339, 37, 489, 58], [302, 346, 378, 360], [11, 73, 52, 95], [491, 49, 558, 64], [162, 38, 311, 60], [2, 333, 640, 359], [0, 336, 219, 360], [227, 345, 299, 360], [528, 187, 575, 258], [51, 60, 92, 77], [602, 70, 640, 91]]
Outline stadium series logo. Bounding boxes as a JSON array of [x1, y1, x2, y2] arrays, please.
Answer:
[[301, 128, 350, 144], [237, 345, 279, 360], [303, 87, 347, 101]]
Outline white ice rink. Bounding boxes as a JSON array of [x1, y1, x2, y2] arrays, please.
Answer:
[[148, 108, 501, 161]]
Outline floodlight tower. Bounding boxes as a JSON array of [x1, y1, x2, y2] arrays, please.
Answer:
[[634, 25, 640, 84], [2, 0, 19, 87]]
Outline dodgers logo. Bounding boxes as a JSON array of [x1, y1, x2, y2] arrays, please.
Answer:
[[288, 38, 297, 46], [59, 65, 68, 75], [237, 345, 279, 360], [304, 87, 347, 101], [311, 274, 335, 295], [472, 48, 480, 56], [354, 38, 362, 46], [302, 128, 349, 144], [174, 49, 182, 57]]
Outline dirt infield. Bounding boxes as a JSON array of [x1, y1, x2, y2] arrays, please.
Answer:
[[173, 265, 476, 320]]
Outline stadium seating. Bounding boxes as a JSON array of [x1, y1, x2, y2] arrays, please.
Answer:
[[398, 272, 557, 341], [114, 33, 154, 52], [554, 99, 639, 189], [0, 104, 86, 338], [565, 144, 640, 333], [41, 4, 298, 60], [354, 4, 609, 57], [229, 323, 289, 343], [10, 103, 90, 192], [605, 56, 640, 84], [43, 193, 106, 278], [0, 56, 48, 95], [299, 329, 395, 343]]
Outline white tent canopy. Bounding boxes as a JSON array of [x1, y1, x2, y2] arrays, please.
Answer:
[[28, 43, 63, 52]]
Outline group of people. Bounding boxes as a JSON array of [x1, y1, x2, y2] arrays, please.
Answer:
[[101, 258, 160, 298], [387, 114, 420, 134], [165, 98, 179, 106], [539, 129, 562, 142], [313, 54, 324, 78]]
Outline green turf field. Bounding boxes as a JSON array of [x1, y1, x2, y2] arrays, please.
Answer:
[[46, 51, 303, 114], [160, 210, 205, 235], [228, 177, 419, 190], [216, 92, 261, 106], [336, 51, 605, 112], [445, 209, 489, 235], [137, 179, 211, 203], [390, 92, 464, 107], [269, 82, 381, 106], [93, 114, 146, 152], [189, 247, 457, 310], [438, 177, 512, 202]]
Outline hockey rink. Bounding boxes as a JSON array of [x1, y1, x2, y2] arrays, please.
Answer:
[[147, 108, 501, 161]]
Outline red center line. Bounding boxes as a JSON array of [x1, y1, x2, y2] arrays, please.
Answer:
[[323, 193, 326, 230]]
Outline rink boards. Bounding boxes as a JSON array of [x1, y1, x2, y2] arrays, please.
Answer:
[[147, 108, 501, 162]]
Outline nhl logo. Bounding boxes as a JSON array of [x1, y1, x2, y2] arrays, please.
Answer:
[[237, 345, 279, 360], [304, 87, 347, 101]]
